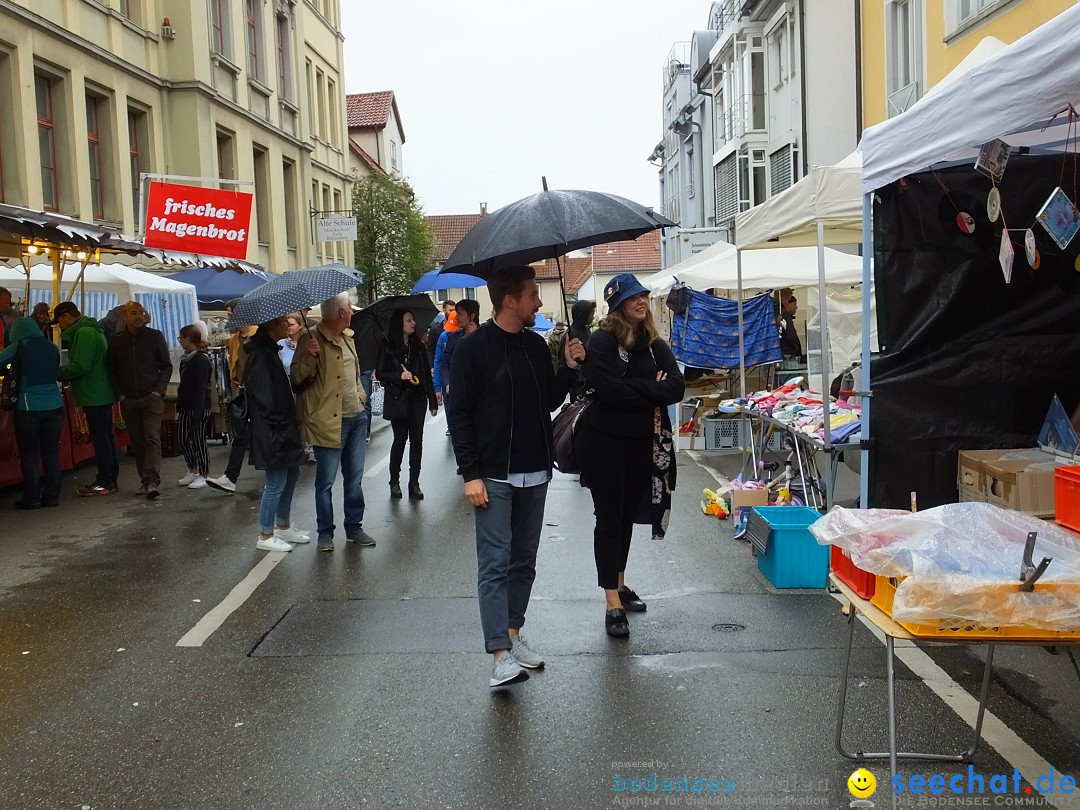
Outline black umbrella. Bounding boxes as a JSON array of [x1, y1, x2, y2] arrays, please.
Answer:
[[350, 293, 439, 370], [438, 186, 676, 277], [225, 263, 363, 330]]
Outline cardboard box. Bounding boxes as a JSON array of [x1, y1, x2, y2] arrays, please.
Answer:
[[731, 488, 769, 509], [957, 448, 1058, 517]]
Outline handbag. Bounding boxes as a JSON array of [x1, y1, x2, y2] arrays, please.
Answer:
[[370, 380, 384, 416], [228, 386, 250, 440], [552, 392, 593, 474], [1, 344, 21, 412]]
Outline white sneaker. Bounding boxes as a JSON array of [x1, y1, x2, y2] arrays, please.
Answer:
[[274, 526, 310, 544], [206, 474, 236, 493], [489, 651, 528, 688], [178, 472, 198, 486], [511, 634, 545, 669], [255, 536, 292, 552], [187, 475, 208, 489]]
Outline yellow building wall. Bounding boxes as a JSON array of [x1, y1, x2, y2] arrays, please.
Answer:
[[861, 0, 1072, 130]]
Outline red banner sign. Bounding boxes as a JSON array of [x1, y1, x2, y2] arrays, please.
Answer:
[[144, 181, 253, 260]]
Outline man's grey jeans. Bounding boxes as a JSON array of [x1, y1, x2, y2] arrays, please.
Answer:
[[474, 479, 549, 653]]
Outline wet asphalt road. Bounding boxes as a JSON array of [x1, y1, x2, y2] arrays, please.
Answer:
[[0, 413, 1078, 810]]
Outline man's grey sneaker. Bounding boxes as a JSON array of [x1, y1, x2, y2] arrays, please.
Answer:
[[145, 483, 160, 500], [317, 535, 334, 552], [206, 474, 236, 493], [510, 635, 545, 669], [346, 531, 376, 547], [489, 651, 529, 687]]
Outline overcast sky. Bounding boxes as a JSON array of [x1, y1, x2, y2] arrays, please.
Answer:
[[340, 1, 708, 216]]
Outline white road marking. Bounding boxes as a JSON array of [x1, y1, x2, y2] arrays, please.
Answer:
[[686, 450, 1069, 804], [175, 552, 287, 647]]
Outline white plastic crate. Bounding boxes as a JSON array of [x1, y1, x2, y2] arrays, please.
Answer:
[[704, 417, 746, 450]]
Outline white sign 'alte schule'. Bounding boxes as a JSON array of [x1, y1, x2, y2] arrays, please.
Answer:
[[143, 181, 254, 260], [317, 215, 358, 242]]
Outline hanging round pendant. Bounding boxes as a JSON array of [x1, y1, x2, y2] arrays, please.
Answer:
[[1074, 254, 1080, 273], [956, 212, 976, 234], [987, 188, 1001, 222], [1025, 229, 1038, 266], [1031, 250, 1041, 270]]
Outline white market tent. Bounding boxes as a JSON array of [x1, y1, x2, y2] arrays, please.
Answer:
[[0, 262, 199, 349], [853, 6, 1080, 505]]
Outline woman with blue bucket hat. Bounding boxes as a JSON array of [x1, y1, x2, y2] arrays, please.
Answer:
[[576, 272, 684, 638]]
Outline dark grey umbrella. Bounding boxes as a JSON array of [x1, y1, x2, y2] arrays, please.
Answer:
[[225, 263, 363, 330], [350, 294, 439, 369], [438, 188, 676, 278]]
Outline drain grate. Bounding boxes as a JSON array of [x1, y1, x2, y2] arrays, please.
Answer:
[[712, 623, 746, 633]]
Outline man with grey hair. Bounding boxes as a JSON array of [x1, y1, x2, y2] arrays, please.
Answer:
[[291, 292, 374, 551]]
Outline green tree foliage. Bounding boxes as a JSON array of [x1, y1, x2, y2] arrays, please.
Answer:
[[352, 172, 436, 303]]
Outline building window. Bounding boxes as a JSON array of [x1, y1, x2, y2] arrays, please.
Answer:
[[957, 0, 1004, 25], [886, 0, 922, 116], [253, 146, 270, 243], [390, 139, 398, 172], [327, 78, 338, 146], [463, 287, 476, 300], [210, 0, 230, 58], [217, 130, 236, 185], [36, 74, 59, 211], [282, 158, 297, 248], [245, 0, 263, 81], [316, 68, 327, 139], [128, 109, 147, 224], [276, 13, 293, 100], [435, 288, 450, 301], [86, 96, 105, 220]]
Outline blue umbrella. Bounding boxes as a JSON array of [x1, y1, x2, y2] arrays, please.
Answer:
[[166, 267, 272, 308], [225, 263, 364, 330], [412, 269, 485, 293], [532, 313, 555, 331]]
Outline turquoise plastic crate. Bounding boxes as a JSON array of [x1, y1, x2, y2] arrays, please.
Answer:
[[752, 506, 828, 589]]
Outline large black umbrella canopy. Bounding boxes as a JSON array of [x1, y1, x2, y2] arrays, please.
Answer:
[[225, 263, 363, 330], [438, 189, 676, 278], [350, 293, 439, 369]]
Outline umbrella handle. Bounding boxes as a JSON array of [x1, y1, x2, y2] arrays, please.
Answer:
[[401, 363, 420, 385]]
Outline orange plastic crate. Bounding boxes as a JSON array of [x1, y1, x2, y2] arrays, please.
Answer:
[[1055, 465, 1080, 533], [830, 545, 876, 599]]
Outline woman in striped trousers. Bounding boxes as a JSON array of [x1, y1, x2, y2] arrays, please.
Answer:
[[177, 322, 212, 489]]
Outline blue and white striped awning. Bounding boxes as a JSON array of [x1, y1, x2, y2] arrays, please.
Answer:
[[135, 292, 198, 350], [28, 289, 119, 321]]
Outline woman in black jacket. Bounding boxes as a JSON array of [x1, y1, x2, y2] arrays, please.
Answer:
[[576, 273, 685, 638], [176, 322, 212, 489], [245, 316, 309, 552], [375, 308, 438, 500]]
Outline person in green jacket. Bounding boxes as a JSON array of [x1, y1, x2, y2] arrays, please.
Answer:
[[54, 302, 119, 496]]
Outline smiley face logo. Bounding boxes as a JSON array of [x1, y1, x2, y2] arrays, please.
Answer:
[[848, 768, 876, 798]]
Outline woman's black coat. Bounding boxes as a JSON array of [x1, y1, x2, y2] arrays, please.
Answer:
[[375, 337, 437, 421], [244, 335, 305, 470]]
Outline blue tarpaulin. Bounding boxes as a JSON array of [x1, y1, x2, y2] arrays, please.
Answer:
[[166, 267, 272, 308], [670, 289, 781, 370]]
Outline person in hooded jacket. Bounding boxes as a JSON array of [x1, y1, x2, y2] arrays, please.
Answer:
[[244, 315, 311, 552], [563, 300, 596, 399], [0, 317, 63, 509], [54, 302, 118, 496]]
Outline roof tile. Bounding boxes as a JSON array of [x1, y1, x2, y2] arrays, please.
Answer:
[[346, 91, 394, 129], [590, 232, 662, 272], [426, 214, 485, 262]]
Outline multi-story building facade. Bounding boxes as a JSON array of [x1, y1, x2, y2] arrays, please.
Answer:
[[346, 91, 405, 179], [861, 0, 1073, 127], [655, 0, 859, 259], [0, 0, 352, 272]]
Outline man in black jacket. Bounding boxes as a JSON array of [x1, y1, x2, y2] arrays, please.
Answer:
[[106, 301, 172, 499], [448, 266, 585, 688]]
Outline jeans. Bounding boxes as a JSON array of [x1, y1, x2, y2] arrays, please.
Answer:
[[312, 412, 369, 539], [475, 479, 549, 653], [360, 370, 373, 437], [15, 407, 64, 506], [576, 426, 652, 590], [119, 393, 164, 486], [389, 394, 427, 484], [83, 403, 119, 487], [259, 466, 300, 534]]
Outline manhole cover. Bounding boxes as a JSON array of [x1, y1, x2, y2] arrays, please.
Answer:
[[712, 623, 746, 632]]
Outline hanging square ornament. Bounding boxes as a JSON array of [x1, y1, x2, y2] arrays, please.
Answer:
[[975, 139, 1011, 182], [999, 229, 1015, 283], [1036, 187, 1080, 250]]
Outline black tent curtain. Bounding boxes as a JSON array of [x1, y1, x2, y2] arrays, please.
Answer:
[[870, 153, 1080, 509]]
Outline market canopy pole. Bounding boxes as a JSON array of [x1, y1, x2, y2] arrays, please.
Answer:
[[859, 194, 873, 509], [816, 219, 834, 509]]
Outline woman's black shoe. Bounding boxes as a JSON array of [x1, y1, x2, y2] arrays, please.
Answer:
[[605, 608, 630, 638], [389, 481, 402, 499], [13, 500, 42, 510], [618, 586, 647, 613], [408, 483, 424, 500]]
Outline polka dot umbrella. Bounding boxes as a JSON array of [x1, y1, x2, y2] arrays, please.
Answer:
[[225, 263, 364, 330]]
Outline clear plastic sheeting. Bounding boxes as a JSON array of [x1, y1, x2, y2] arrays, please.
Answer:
[[811, 503, 1080, 630]]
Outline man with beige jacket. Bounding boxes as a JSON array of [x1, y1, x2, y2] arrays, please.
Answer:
[[291, 292, 374, 551]]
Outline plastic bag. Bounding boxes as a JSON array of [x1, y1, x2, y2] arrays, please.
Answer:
[[811, 503, 1080, 630]]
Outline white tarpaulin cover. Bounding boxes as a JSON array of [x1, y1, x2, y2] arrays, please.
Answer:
[[734, 152, 863, 250], [860, 5, 1080, 193], [642, 242, 863, 295]]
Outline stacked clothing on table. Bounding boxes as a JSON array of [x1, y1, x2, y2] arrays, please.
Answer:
[[717, 377, 862, 444]]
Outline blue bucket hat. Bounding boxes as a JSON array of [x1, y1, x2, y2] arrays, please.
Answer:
[[603, 272, 649, 312]]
